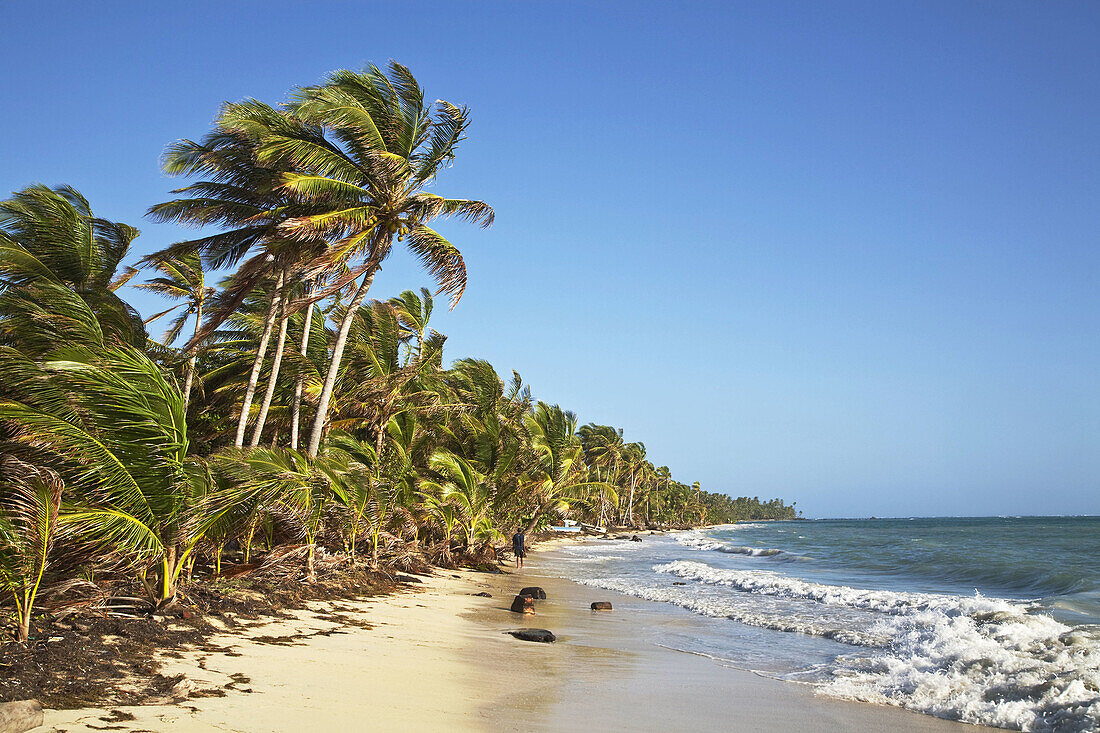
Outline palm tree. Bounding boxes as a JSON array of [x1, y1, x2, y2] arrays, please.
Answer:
[[579, 423, 625, 527], [651, 465, 671, 525], [442, 360, 532, 507], [242, 62, 494, 458], [0, 185, 145, 355], [221, 447, 334, 578], [0, 345, 222, 604], [288, 290, 325, 450], [148, 115, 330, 449], [420, 451, 500, 553], [522, 403, 608, 533], [620, 441, 647, 526], [390, 287, 437, 363], [135, 251, 213, 410], [0, 469, 62, 641]]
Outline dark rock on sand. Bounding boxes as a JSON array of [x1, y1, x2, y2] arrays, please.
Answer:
[[510, 595, 536, 614], [509, 628, 556, 643], [471, 591, 492, 597], [673, 582, 686, 585], [590, 601, 613, 611], [0, 700, 43, 733], [630, 535, 643, 542], [519, 586, 547, 600]]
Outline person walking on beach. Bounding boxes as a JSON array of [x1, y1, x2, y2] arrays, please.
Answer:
[[512, 529, 527, 568]]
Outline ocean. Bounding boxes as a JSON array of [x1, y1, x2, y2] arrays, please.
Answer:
[[536, 517, 1100, 732]]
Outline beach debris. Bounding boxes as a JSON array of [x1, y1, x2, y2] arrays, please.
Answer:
[[518, 586, 547, 600], [673, 582, 686, 585], [146, 677, 196, 705], [217, 562, 258, 580], [630, 535, 643, 542], [470, 591, 492, 597], [509, 628, 556, 643], [590, 602, 613, 611], [394, 574, 423, 584], [0, 699, 43, 733], [510, 595, 536, 614]]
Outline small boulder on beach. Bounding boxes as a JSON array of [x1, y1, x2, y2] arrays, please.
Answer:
[[519, 586, 547, 600], [590, 601, 613, 611], [630, 535, 643, 542], [510, 595, 536, 614], [509, 628, 556, 643], [471, 591, 492, 597], [0, 700, 43, 733]]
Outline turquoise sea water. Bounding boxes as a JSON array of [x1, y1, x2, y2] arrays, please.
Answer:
[[538, 517, 1100, 732]]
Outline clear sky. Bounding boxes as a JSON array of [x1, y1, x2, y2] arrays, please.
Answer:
[[2, 1, 1098, 517]]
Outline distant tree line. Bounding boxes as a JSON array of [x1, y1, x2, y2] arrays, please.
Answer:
[[695, 494, 800, 524]]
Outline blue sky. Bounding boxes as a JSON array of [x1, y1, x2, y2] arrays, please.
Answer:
[[2, 1, 1098, 517]]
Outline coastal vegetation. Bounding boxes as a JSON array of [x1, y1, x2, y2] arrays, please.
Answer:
[[0, 62, 797, 644]]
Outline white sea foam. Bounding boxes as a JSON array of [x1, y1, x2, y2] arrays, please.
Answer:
[[572, 556, 1100, 731], [656, 561, 1100, 732], [677, 530, 788, 558], [570, 573, 887, 646], [655, 560, 1029, 618], [824, 613, 1100, 731]]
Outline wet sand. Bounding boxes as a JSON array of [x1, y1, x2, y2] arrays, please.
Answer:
[[35, 550, 993, 732]]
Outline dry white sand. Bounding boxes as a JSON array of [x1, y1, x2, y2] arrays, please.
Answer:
[[33, 549, 993, 733]]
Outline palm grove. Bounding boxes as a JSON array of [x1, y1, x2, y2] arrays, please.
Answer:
[[0, 64, 798, 642]]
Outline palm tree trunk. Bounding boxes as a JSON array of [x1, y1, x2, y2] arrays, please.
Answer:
[[234, 272, 284, 448], [289, 280, 314, 451], [182, 298, 202, 412], [16, 595, 30, 643], [306, 251, 383, 457], [627, 470, 637, 525], [250, 280, 291, 446], [524, 507, 544, 534], [160, 545, 178, 602]]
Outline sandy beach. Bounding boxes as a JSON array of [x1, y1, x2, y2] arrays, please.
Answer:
[[32, 544, 993, 733]]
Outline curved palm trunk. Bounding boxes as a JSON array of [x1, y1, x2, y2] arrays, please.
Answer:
[[250, 281, 291, 446], [181, 298, 203, 412], [289, 280, 314, 451], [307, 250, 383, 457], [523, 506, 545, 535], [234, 272, 284, 448], [626, 469, 637, 525]]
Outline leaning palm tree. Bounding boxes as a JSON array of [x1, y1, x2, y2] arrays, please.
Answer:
[[0, 185, 145, 355], [620, 441, 647, 525], [0, 345, 221, 604], [521, 402, 608, 533], [237, 62, 494, 457], [148, 117, 330, 448], [419, 450, 500, 553], [579, 423, 625, 527], [442, 359, 532, 503], [220, 447, 335, 578], [135, 251, 213, 410]]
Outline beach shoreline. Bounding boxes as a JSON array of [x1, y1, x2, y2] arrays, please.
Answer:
[[32, 540, 992, 733]]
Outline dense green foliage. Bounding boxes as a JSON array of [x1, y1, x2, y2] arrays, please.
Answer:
[[0, 62, 797, 641]]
